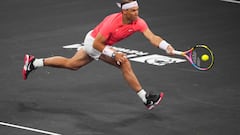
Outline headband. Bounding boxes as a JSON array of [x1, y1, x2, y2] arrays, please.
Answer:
[[116, 1, 139, 10]]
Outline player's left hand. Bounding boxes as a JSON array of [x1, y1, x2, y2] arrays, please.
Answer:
[[114, 52, 127, 65]]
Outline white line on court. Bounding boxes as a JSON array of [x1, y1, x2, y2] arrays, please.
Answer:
[[0, 122, 62, 135], [220, 0, 240, 4]]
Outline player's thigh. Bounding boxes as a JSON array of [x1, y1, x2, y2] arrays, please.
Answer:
[[100, 54, 132, 70], [99, 55, 120, 68], [70, 48, 94, 68]]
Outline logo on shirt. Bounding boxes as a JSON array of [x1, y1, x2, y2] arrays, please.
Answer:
[[128, 29, 134, 32]]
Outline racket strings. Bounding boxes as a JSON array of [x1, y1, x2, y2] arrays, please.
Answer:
[[191, 47, 213, 69]]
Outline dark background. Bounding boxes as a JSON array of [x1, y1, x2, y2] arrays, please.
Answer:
[[0, 0, 239, 135]]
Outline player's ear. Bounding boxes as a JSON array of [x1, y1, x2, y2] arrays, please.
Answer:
[[122, 9, 128, 14]]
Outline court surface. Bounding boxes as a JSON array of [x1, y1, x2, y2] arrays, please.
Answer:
[[0, 0, 239, 135]]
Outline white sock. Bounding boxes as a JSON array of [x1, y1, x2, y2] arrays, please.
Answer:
[[137, 89, 147, 103], [33, 58, 44, 68]]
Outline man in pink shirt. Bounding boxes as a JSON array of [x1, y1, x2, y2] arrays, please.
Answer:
[[23, 0, 175, 110]]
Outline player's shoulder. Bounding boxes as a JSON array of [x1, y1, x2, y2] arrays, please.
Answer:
[[103, 12, 122, 24], [106, 12, 122, 19], [137, 16, 146, 23], [133, 17, 148, 32], [135, 16, 148, 26]]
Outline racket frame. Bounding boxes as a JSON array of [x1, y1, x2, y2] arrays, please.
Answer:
[[173, 45, 214, 71]]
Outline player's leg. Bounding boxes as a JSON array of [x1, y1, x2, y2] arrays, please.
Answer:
[[99, 54, 164, 110], [22, 48, 93, 80], [100, 54, 142, 90], [43, 48, 93, 70]]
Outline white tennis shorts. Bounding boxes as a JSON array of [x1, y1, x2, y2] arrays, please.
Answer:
[[77, 30, 102, 60]]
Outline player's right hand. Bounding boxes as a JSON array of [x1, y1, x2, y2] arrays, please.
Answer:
[[166, 45, 175, 55]]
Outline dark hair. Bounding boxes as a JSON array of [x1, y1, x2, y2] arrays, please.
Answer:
[[120, 0, 136, 8]]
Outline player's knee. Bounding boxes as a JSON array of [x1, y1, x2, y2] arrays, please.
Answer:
[[68, 66, 80, 71], [66, 60, 82, 70], [120, 59, 131, 70], [121, 58, 130, 65], [67, 64, 79, 70]]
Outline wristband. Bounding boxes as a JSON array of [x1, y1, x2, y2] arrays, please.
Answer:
[[159, 40, 170, 50], [102, 46, 115, 58]]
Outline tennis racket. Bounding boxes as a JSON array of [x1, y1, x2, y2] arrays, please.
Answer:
[[172, 44, 214, 71]]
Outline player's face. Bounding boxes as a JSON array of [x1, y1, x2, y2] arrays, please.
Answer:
[[124, 7, 139, 21]]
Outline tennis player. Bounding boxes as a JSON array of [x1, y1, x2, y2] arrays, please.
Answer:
[[22, 0, 175, 110]]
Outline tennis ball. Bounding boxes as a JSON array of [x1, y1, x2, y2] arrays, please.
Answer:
[[201, 54, 209, 61]]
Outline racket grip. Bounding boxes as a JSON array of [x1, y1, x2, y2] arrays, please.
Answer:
[[172, 50, 183, 55]]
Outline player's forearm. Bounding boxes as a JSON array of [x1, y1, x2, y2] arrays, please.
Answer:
[[151, 35, 174, 54], [150, 35, 163, 48], [93, 39, 116, 58], [93, 40, 105, 52], [149, 35, 168, 49]]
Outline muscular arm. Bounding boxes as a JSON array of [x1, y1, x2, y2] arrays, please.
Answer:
[[93, 33, 107, 52], [93, 32, 127, 63], [143, 28, 175, 54], [142, 28, 163, 47]]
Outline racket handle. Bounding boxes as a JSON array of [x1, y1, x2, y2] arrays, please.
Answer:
[[172, 50, 183, 55]]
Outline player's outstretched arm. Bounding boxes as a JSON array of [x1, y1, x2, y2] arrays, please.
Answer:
[[142, 28, 174, 54]]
